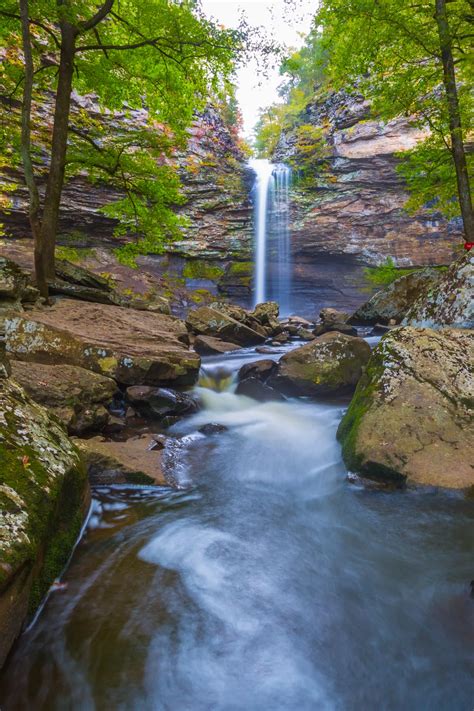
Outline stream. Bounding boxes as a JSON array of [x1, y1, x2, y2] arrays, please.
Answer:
[[1, 346, 473, 710]]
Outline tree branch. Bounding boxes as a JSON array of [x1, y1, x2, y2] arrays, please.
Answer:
[[78, 0, 114, 33]]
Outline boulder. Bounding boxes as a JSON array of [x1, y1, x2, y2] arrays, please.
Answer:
[[252, 301, 279, 324], [125, 386, 198, 419], [0, 257, 30, 301], [10, 361, 117, 435], [0, 378, 89, 668], [193, 335, 241, 355], [209, 301, 268, 336], [236, 359, 284, 401], [270, 332, 371, 397], [337, 327, 474, 489], [48, 280, 119, 305], [75, 435, 165, 485], [186, 305, 266, 346], [313, 306, 357, 337], [198, 423, 228, 435], [403, 252, 473, 329], [349, 268, 442, 325], [5, 299, 200, 386]]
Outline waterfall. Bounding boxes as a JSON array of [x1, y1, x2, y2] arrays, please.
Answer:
[[249, 159, 292, 313]]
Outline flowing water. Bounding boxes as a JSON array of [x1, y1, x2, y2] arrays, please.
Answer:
[[1, 347, 473, 710], [250, 159, 292, 313]]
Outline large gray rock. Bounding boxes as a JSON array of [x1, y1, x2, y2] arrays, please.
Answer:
[[349, 268, 442, 325], [403, 252, 473, 328], [193, 335, 241, 355], [337, 327, 474, 489], [5, 299, 200, 386], [270, 332, 371, 397], [0, 378, 89, 668], [10, 360, 118, 435]]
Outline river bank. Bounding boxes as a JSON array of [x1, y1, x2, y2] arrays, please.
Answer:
[[1, 344, 473, 709]]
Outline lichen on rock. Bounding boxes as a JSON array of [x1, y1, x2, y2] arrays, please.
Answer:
[[0, 378, 89, 668], [337, 326, 474, 489]]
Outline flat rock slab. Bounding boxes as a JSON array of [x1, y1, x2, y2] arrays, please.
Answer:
[[337, 327, 474, 489], [5, 299, 200, 386], [75, 435, 165, 486]]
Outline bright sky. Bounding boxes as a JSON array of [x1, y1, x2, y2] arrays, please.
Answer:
[[201, 0, 315, 139]]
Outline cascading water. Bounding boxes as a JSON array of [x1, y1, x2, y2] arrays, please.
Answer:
[[249, 158, 292, 313]]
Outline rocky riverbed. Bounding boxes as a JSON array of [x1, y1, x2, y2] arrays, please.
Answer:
[[0, 249, 472, 680]]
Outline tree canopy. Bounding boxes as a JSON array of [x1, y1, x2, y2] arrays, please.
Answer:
[[0, 0, 242, 292]]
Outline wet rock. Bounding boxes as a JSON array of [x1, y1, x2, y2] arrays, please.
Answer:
[[313, 307, 357, 337], [236, 359, 283, 401], [75, 435, 165, 485], [349, 268, 442, 325], [125, 386, 198, 419], [337, 327, 474, 489], [5, 298, 200, 387], [209, 301, 268, 336], [198, 423, 228, 435], [238, 359, 278, 381], [0, 378, 89, 668], [369, 323, 395, 335], [10, 360, 117, 435], [193, 335, 241, 355], [150, 433, 168, 449], [256, 346, 277, 354], [403, 253, 473, 329], [297, 328, 315, 340], [270, 332, 371, 397], [272, 332, 290, 344], [235, 377, 285, 402], [186, 305, 266, 347]]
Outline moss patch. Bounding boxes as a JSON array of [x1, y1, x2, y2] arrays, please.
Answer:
[[183, 260, 224, 281]]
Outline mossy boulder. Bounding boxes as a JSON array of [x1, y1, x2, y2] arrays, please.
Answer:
[[5, 299, 200, 387], [270, 332, 371, 397], [403, 252, 473, 329], [186, 306, 266, 346], [10, 361, 118, 435], [218, 261, 253, 297], [193, 335, 241, 355], [337, 327, 474, 489], [0, 379, 89, 668], [349, 268, 442, 325]]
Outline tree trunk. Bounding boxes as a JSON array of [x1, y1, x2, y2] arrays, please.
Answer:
[[435, 0, 474, 242], [40, 21, 77, 281], [19, 0, 48, 297]]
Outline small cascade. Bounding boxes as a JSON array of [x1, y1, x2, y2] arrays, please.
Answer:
[[249, 159, 292, 314]]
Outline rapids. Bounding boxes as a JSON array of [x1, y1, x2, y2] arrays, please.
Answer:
[[0, 347, 473, 710]]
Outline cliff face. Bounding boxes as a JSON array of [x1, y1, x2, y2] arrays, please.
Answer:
[[273, 89, 461, 268], [2, 102, 253, 257]]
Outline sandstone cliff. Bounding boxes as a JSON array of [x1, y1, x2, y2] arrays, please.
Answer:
[[273, 89, 461, 267]]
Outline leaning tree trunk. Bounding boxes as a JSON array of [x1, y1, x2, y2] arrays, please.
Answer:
[[19, 0, 48, 296], [435, 0, 474, 242], [40, 21, 77, 282]]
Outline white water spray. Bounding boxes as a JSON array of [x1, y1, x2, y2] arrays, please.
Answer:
[[249, 159, 292, 313], [249, 159, 274, 305]]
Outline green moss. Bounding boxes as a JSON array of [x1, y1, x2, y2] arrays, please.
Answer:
[[183, 260, 224, 280], [226, 261, 252, 275], [55, 246, 95, 264], [0, 383, 87, 616]]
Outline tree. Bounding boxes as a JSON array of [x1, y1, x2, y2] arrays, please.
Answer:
[[316, 0, 474, 243], [0, 0, 239, 296]]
